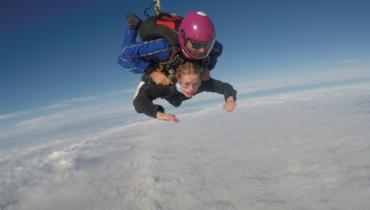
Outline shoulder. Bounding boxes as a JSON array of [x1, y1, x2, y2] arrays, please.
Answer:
[[211, 40, 223, 56]]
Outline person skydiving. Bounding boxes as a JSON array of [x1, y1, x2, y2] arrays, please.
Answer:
[[118, 10, 223, 85], [133, 61, 237, 122], [118, 7, 236, 121]]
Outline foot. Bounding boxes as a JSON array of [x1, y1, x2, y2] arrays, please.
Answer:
[[126, 13, 142, 29]]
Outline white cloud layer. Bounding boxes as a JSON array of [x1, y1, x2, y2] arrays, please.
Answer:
[[1, 82, 370, 210], [236, 68, 370, 95], [0, 111, 27, 120], [0, 89, 131, 122]]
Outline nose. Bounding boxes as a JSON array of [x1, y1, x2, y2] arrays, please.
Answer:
[[198, 47, 206, 53], [187, 85, 194, 92]]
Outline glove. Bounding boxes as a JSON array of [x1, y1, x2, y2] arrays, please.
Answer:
[[126, 13, 142, 30]]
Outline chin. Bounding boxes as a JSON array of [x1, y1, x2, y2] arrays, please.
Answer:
[[184, 93, 193, 98]]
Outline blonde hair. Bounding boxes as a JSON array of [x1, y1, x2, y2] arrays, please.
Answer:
[[176, 62, 201, 81]]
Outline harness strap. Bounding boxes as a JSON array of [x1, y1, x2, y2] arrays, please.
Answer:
[[154, 0, 161, 15], [144, 0, 161, 17]]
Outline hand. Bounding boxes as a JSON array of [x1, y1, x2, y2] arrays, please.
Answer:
[[223, 97, 236, 112], [150, 71, 173, 85], [156, 112, 180, 123]]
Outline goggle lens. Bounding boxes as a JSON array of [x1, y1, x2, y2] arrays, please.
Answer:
[[189, 39, 213, 50]]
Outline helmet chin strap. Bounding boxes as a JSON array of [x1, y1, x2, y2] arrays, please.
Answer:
[[181, 48, 191, 59]]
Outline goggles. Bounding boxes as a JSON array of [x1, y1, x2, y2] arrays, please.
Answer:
[[188, 39, 214, 50], [179, 80, 201, 89]]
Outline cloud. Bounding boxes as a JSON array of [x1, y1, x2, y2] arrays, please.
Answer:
[[61, 96, 97, 103], [1, 83, 370, 210], [1, 92, 119, 122], [0, 96, 97, 122], [0, 111, 27, 120], [343, 59, 360, 64], [41, 96, 98, 111], [236, 68, 370, 96], [15, 104, 132, 130], [47, 151, 73, 170]]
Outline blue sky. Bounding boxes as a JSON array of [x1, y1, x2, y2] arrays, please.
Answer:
[[1, 0, 370, 134]]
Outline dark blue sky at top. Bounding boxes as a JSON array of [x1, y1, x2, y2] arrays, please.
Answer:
[[1, 0, 370, 114]]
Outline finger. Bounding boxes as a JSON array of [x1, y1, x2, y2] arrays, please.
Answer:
[[168, 114, 179, 123], [165, 79, 173, 85], [226, 107, 234, 112], [228, 104, 236, 112], [223, 104, 234, 112], [161, 113, 175, 121], [160, 79, 169, 86], [154, 79, 162, 85], [223, 103, 228, 111], [173, 116, 180, 123], [163, 116, 173, 121]]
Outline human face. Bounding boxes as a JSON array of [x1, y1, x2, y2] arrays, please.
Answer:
[[185, 39, 214, 59], [178, 74, 201, 98]]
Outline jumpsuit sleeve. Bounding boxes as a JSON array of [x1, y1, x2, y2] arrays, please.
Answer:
[[197, 78, 237, 101], [207, 40, 223, 70], [133, 81, 169, 118], [118, 29, 172, 73]]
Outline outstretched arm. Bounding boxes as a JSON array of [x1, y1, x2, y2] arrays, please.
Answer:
[[197, 78, 237, 112], [133, 82, 179, 122]]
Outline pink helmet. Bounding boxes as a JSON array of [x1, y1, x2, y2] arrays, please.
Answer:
[[178, 11, 216, 60]]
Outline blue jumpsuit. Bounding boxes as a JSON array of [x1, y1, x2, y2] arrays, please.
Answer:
[[118, 29, 223, 74]]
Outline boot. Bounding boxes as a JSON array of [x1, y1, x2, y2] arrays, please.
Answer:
[[126, 13, 142, 30]]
